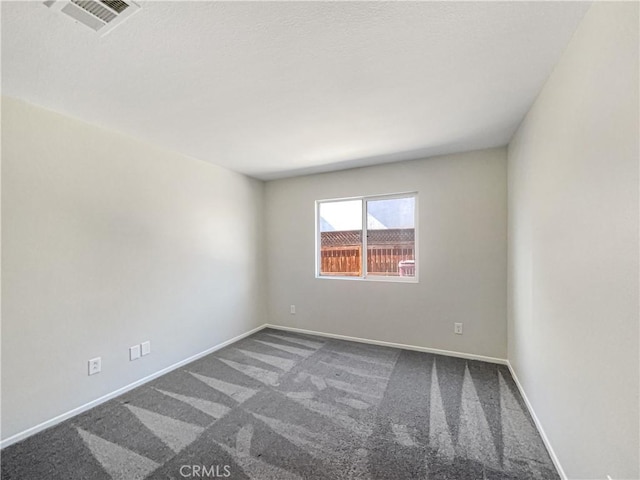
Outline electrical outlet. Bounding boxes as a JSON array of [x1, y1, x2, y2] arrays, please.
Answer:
[[88, 357, 101, 376], [141, 341, 151, 356], [454, 323, 463, 335], [130, 345, 141, 361], [290, 305, 296, 314]]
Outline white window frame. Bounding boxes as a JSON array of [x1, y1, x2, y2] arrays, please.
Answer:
[[315, 192, 419, 283]]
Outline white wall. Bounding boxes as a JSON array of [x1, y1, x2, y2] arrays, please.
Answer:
[[1, 97, 265, 441], [265, 148, 507, 359], [507, 3, 639, 479]]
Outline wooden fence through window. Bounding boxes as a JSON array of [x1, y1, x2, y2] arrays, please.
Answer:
[[320, 246, 362, 276], [320, 229, 415, 276]]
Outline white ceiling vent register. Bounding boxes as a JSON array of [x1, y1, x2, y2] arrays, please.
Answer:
[[44, 0, 140, 35]]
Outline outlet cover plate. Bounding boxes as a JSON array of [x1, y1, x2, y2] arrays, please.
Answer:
[[141, 341, 151, 356], [88, 357, 101, 375], [130, 345, 141, 361]]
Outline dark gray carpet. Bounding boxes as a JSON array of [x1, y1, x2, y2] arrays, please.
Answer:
[[1, 328, 559, 479]]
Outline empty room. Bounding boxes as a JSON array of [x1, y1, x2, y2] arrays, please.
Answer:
[[1, 1, 638, 479]]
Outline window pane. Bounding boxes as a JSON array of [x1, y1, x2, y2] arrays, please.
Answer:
[[319, 200, 362, 276], [366, 196, 416, 277]]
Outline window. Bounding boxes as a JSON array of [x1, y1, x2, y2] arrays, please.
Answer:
[[316, 193, 417, 281]]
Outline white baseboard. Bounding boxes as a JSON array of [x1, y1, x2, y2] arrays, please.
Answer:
[[264, 323, 508, 365], [0, 324, 268, 450], [506, 361, 566, 480]]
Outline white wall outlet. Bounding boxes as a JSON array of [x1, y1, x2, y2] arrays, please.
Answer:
[[141, 341, 151, 356], [88, 357, 101, 376], [130, 344, 141, 361], [290, 305, 296, 314], [454, 323, 463, 335]]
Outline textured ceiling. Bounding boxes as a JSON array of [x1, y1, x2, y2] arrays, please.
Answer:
[[1, 1, 591, 180]]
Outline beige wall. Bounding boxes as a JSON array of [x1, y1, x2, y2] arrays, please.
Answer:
[[1, 97, 265, 441], [265, 148, 507, 359], [507, 3, 639, 479]]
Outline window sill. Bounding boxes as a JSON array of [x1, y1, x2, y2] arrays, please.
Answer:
[[315, 274, 419, 284]]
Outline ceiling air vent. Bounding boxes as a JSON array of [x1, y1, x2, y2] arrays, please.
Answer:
[[44, 0, 140, 35]]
